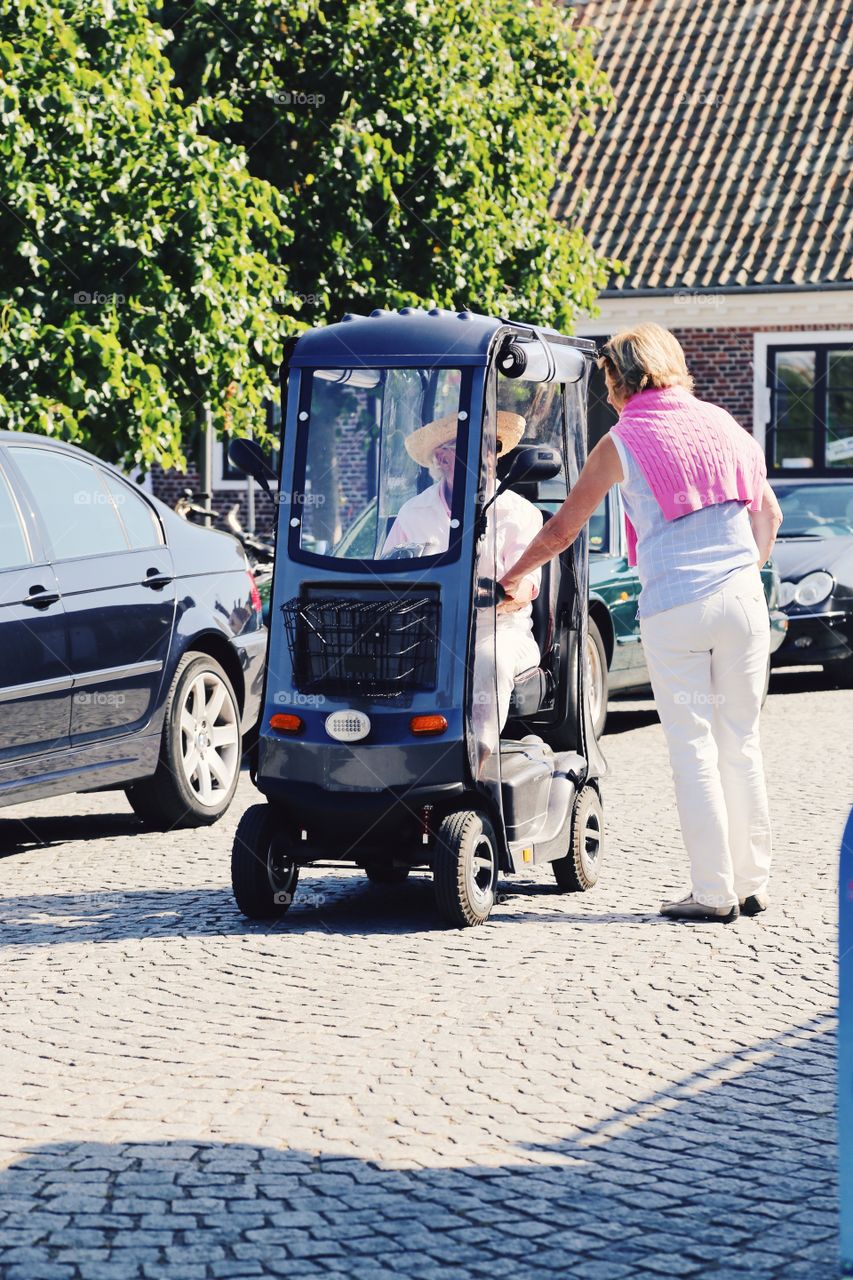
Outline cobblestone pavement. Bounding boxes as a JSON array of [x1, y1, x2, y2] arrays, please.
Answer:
[[0, 669, 848, 1280]]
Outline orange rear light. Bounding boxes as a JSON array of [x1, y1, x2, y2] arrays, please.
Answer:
[[269, 713, 303, 734], [410, 714, 448, 736]]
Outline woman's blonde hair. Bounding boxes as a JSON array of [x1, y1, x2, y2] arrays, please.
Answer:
[[598, 323, 694, 401]]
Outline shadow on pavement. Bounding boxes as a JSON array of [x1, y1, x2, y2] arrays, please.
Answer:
[[0, 811, 145, 859], [0, 1015, 836, 1280], [0, 878, 452, 942], [603, 705, 661, 734], [0, 872, 692, 942]]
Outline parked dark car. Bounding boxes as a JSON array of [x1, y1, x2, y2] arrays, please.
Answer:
[[769, 478, 853, 682], [580, 487, 787, 735], [0, 432, 266, 826]]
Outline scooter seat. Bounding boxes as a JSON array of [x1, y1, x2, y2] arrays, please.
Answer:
[[508, 665, 552, 718]]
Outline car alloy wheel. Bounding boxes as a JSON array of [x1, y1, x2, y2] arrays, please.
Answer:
[[179, 670, 240, 807]]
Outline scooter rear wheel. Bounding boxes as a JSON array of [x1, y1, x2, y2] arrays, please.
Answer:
[[231, 803, 299, 920], [433, 810, 498, 927], [552, 784, 603, 892]]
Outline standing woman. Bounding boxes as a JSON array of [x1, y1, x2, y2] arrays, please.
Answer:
[[500, 323, 783, 924]]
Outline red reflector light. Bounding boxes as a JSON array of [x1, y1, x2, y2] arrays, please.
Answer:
[[247, 571, 262, 613], [269, 713, 303, 734], [410, 714, 448, 736]]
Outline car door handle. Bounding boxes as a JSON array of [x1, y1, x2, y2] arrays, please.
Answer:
[[141, 569, 174, 590], [22, 585, 61, 608]]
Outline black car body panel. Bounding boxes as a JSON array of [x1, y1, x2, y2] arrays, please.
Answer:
[[0, 432, 266, 811], [770, 530, 853, 667]]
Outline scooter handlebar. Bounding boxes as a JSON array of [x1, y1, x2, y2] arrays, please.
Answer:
[[475, 578, 507, 606]]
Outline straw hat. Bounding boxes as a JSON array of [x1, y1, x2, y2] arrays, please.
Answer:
[[404, 410, 526, 469]]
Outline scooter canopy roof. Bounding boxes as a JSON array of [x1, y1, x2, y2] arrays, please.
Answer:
[[287, 307, 590, 370]]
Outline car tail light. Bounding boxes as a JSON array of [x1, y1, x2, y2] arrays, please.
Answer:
[[269, 713, 303, 733], [410, 714, 448, 736], [247, 571, 262, 614]]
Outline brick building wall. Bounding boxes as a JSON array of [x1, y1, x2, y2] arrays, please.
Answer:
[[149, 463, 279, 538], [150, 403, 370, 544], [672, 322, 850, 433]]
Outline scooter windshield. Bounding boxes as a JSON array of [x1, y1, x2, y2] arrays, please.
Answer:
[[291, 366, 468, 566]]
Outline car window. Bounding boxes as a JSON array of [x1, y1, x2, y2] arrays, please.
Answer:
[[102, 472, 162, 549], [773, 482, 853, 537], [0, 465, 32, 570], [10, 447, 129, 560], [589, 499, 608, 552]]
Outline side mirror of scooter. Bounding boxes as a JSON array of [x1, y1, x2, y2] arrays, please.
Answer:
[[496, 443, 562, 495], [228, 438, 277, 496], [476, 444, 562, 538]]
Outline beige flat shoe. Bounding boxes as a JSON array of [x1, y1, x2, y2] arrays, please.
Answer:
[[660, 894, 739, 923]]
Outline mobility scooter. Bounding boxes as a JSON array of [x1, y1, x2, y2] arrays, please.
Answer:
[[229, 307, 606, 927]]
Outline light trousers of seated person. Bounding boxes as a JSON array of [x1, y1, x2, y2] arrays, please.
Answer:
[[472, 625, 540, 746], [639, 564, 772, 910]]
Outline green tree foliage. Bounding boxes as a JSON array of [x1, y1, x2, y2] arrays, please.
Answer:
[[0, 0, 296, 469], [163, 0, 616, 330]]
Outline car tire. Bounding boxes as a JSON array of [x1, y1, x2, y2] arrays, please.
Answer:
[[552, 784, 604, 892], [231, 803, 299, 920], [125, 652, 242, 829], [364, 864, 411, 885], [586, 617, 609, 738], [433, 810, 498, 927], [761, 655, 771, 705]]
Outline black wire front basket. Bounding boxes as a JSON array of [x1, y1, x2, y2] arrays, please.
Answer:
[[281, 589, 440, 696]]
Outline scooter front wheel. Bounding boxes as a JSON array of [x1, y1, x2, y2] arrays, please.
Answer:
[[433, 810, 498, 927], [231, 804, 300, 920]]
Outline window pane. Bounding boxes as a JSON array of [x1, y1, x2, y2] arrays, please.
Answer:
[[103, 473, 161, 548], [0, 466, 31, 570], [588, 499, 608, 552], [772, 351, 815, 468], [827, 349, 853, 468], [11, 448, 128, 560], [297, 367, 463, 562], [773, 431, 815, 470]]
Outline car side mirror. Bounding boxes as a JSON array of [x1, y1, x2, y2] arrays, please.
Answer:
[[228, 439, 277, 496]]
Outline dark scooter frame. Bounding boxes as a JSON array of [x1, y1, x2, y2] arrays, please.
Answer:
[[229, 307, 606, 927]]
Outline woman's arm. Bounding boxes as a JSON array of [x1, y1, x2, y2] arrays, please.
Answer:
[[500, 435, 624, 596], [750, 480, 783, 567]]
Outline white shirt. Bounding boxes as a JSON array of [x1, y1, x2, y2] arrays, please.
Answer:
[[383, 483, 543, 632], [611, 434, 758, 619]]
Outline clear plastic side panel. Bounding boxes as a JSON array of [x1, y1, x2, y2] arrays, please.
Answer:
[[497, 377, 566, 474], [565, 371, 607, 778], [467, 376, 501, 794]]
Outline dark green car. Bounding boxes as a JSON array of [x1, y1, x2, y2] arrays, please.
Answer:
[[585, 487, 788, 736]]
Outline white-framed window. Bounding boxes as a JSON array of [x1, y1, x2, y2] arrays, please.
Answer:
[[753, 330, 853, 475]]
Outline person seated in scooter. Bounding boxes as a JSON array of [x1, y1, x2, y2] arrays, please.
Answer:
[[383, 410, 543, 732]]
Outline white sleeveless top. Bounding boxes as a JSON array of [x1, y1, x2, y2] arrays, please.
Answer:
[[611, 434, 759, 619]]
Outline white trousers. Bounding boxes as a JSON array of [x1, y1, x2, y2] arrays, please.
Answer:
[[639, 565, 772, 909], [473, 625, 540, 741]]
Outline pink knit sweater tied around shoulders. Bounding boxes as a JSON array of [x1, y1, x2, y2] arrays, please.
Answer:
[[608, 385, 767, 566]]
